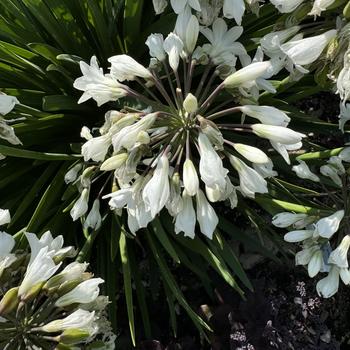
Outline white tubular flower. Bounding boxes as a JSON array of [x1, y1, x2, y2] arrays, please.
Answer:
[[183, 93, 198, 113], [284, 229, 314, 242], [40, 309, 96, 333], [170, 0, 201, 13], [196, 190, 218, 239], [198, 133, 228, 190], [55, 278, 104, 308], [163, 33, 184, 71], [65, 164, 83, 184], [142, 154, 170, 218], [84, 199, 102, 230], [146, 34, 166, 62], [281, 30, 337, 69], [152, 0, 168, 14], [0, 209, 10, 225], [0, 94, 19, 115], [328, 156, 345, 175], [70, 188, 89, 222], [112, 113, 157, 153], [108, 55, 152, 81], [295, 245, 319, 266], [270, 0, 304, 12], [233, 143, 269, 164], [25, 231, 75, 265], [253, 159, 278, 178], [272, 212, 308, 228], [320, 164, 342, 187], [309, 0, 336, 17], [292, 160, 320, 182], [316, 265, 340, 298], [308, 249, 323, 278], [315, 210, 344, 239], [270, 141, 301, 165], [223, 0, 245, 25], [251, 124, 305, 145], [175, 190, 196, 238], [223, 61, 271, 88], [185, 15, 200, 55], [229, 155, 268, 198], [239, 105, 290, 127], [100, 153, 128, 171], [73, 56, 127, 106], [338, 103, 350, 133], [328, 235, 350, 268], [19, 247, 61, 299], [82, 134, 111, 162], [0, 231, 16, 274], [200, 18, 245, 66], [339, 147, 350, 162], [183, 159, 199, 196]]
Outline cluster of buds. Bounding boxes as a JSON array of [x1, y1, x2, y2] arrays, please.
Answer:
[[0, 213, 115, 350], [272, 147, 350, 298]]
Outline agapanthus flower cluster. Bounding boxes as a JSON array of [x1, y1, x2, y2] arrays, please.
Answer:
[[0, 214, 115, 349], [273, 147, 350, 298], [68, 0, 326, 239], [0, 93, 22, 151]]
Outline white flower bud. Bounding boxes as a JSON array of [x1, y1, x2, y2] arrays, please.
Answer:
[[183, 93, 198, 113], [320, 164, 342, 187], [84, 199, 102, 230], [64, 164, 82, 184], [315, 210, 344, 239], [284, 229, 314, 242], [183, 159, 199, 196], [328, 235, 350, 268], [175, 190, 196, 239], [308, 250, 323, 277], [100, 153, 128, 171], [272, 212, 308, 228], [292, 160, 320, 182], [239, 105, 290, 127], [196, 190, 218, 239], [163, 33, 184, 71], [233, 143, 269, 164], [0, 95, 19, 115], [0, 209, 11, 226], [70, 188, 89, 222], [146, 33, 166, 61]]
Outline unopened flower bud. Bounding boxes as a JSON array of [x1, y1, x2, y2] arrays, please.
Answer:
[[183, 159, 199, 196], [198, 116, 224, 149], [100, 153, 128, 171], [64, 164, 83, 184], [183, 93, 198, 113], [58, 329, 91, 345], [233, 143, 269, 164], [80, 166, 96, 187], [84, 199, 102, 230], [0, 209, 10, 225], [70, 188, 89, 222], [0, 287, 19, 315]]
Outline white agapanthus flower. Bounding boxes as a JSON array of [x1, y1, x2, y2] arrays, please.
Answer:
[[0, 209, 11, 226], [315, 210, 344, 239], [308, 0, 336, 17], [292, 160, 320, 182], [272, 212, 308, 228], [71, 14, 305, 239], [0, 231, 16, 275], [270, 0, 304, 13]]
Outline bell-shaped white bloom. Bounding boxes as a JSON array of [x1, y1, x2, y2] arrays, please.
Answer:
[[284, 229, 314, 242], [170, 0, 201, 13], [82, 134, 111, 162], [26, 231, 75, 265], [229, 155, 268, 198], [70, 188, 89, 222], [339, 103, 350, 132], [260, 26, 300, 57], [142, 154, 170, 218], [233, 143, 269, 164], [0, 209, 10, 226], [163, 33, 184, 71], [239, 105, 290, 127], [223, 61, 271, 88], [146, 34, 166, 61], [198, 116, 224, 149], [108, 55, 152, 81], [295, 245, 320, 266], [40, 309, 96, 333], [152, 0, 167, 14], [328, 235, 350, 268], [0, 95, 19, 115], [0, 120, 22, 145], [64, 164, 82, 184], [337, 65, 350, 102], [55, 278, 104, 308], [0, 231, 16, 274], [183, 93, 198, 113], [84, 199, 102, 230], [272, 212, 308, 228], [74, 56, 127, 106], [19, 247, 61, 298], [175, 191, 196, 238], [315, 210, 344, 239], [253, 159, 278, 178], [308, 250, 323, 277], [196, 190, 218, 239], [292, 160, 320, 182], [223, 0, 245, 25], [251, 124, 305, 145], [316, 265, 340, 298], [200, 18, 245, 66], [281, 30, 336, 68], [198, 133, 228, 190], [328, 156, 345, 175], [320, 164, 342, 187], [270, 0, 304, 12], [309, 0, 335, 17], [112, 113, 157, 152], [183, 159, 199, 196]]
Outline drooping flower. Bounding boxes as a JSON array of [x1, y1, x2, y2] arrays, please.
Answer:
[[314, 210, 344, 239], [272, 212, 308, 228], [328, 235, 350, 268], [292, 160, 320, 182], [316, 265, 340, 298]]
